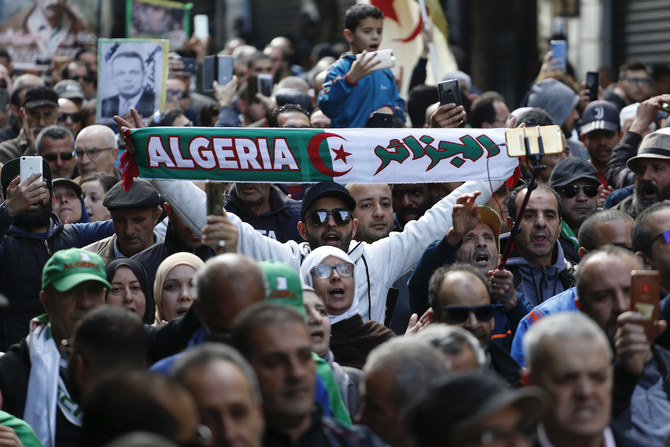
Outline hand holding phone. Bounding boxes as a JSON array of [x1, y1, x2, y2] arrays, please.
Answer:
[[20, 156, 43, 185], [437, 79, 462, 106], [630, 270, 661, 341], [206, 181, 225, 217], [355, 49, 395, 71]]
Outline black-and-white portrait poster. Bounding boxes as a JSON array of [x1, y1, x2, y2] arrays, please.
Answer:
[[96, 38, 168, 123]]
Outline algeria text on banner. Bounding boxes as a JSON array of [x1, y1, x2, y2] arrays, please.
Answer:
[[128, 127, 516, 184]]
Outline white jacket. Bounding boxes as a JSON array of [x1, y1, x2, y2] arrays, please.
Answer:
[[154, 179, 500, 323]]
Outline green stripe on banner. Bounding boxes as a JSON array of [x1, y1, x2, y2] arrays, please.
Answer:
[[129, 127, 516, 184]]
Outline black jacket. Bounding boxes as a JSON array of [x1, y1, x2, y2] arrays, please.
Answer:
[[224, 185, 302, 243], [0, 206, 114, 350]]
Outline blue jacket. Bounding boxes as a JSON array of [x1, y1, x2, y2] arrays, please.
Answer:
[[510, 287, 579, 366], [505, 241, 574, 308], [317, 54, 405, 128], [0, 204, 114, 350]]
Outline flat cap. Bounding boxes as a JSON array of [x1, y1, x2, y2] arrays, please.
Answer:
[[103, 178, 161, 210], [627, 128, 670, 173], [549, 157, 600, 188]]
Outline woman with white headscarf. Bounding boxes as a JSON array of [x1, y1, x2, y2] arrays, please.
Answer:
[[301, 246, 394, 369]]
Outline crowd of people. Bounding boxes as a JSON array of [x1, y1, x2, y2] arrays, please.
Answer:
[[0, 2, 669, 446]]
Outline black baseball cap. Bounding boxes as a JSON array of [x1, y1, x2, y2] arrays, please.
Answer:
[[53, 178, 82, 196], [1, 157, 53, 197], [549, 157, 600, 188], [22, 87, 59, 109], [580, 100, 620, 135], [300, 181, 356, 221]]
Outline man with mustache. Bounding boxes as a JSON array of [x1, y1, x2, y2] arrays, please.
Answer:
[[505, 184, 573, 307], [232, 302, 385, 446], [549, 158, 601, 264], [615, 127, 670, 218]]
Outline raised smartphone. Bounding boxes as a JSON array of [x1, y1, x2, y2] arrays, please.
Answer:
[[203, 55, 233, 92], [355, 48, 395, 71], [437, 79, 462, 106], [194, 14, 209, 40], [258, 73, 273, 97], [586, 71, 599, 101], [206, 181, 225, 216], [631, 270, 661, 341], [19, 156, 43, 184], [550, 40, 567, 72]]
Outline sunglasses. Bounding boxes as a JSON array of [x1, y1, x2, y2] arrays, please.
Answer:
[[311, 262, 354, 279], [57, 112, 80, 123], [42, 151, 75, 162], [560, 184, 599, 198], [433, 304, 501, 324], [308, 209, 352, 226]]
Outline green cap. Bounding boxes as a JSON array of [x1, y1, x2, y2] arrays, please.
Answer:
[[259, 260, 305, 317], [42, 248, 111, 292]]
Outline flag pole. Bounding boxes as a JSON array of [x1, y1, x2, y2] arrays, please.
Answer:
[[417, 0, 440, 82]]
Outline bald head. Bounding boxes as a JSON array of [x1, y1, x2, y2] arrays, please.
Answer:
[[75, 124, 118, 176], [194, 254, 266, 335]]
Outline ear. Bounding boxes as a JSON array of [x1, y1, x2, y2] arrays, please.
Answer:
[[111, 146, 119, 160], [351, 218, 358, 239], [520, 369, 531, 386], [343, 29, 354, 44], [297, 221, 308, 241], [39, 289, 49, 313]]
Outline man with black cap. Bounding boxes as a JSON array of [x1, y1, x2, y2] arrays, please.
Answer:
[[0, 86, 60, 164], [580, 100, 621, 186], [84, 178, 162, 264], [615, 127, 670, 218], [550, 157, 601, 264], [0, 158, 114, 350]]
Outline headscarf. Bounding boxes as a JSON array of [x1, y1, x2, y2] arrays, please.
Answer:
[[300, 246, 359, 324], [105, 258, 152, 324], [153, 252, 204, 322]]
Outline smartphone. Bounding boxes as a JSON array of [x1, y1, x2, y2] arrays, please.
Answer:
[[257, 73, 273, 97], [437, 79, 462, 106], [369, 112, 394, 128], [194, 14, 209, 40], [20, 156, 43, 184], [631, 270, 661, 341], [203, 55, 233, 92], [550, 40, 567, 72], [504, 125, 565, 157], [206, 181, 225, 216], [247, 75, 259, 100], [586, 71, 599, 101], [180, 57, 196, 74], [355, 48, 395, 71]]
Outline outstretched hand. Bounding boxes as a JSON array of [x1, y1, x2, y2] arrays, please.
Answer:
[[113, 107, 144, 155], [446, 191, 482, 245]]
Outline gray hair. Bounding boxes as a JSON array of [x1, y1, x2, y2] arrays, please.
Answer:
[[524, 312, 612, 376], [171, 342, 262, 404], [413, 324, 488, 367], [36, 125, 74, 154], [364, 337, 450, 415]]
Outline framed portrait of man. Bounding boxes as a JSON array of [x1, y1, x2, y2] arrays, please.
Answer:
[[96, 38, 168, 123], [127, 0, 193, 49]]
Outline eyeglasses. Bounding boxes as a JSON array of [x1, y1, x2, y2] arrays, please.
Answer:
[[166, 89, 185, 99], [625, 77, 650, 85], [433, 304, 501, 324], [57, 112, 80, 123], [75, 147, 113, 158], [648, 229, 670, 248], [307, 209, 352, 226], [560, 184, 599, 198], [42, 151, 75, 162], [311, 262, 354, 279]]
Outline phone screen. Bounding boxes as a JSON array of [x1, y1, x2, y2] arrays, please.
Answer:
[[550, 40, 567, 72], [257, 74, 273, 97], [586, 72, 599, 101], [206, 181, 225, 216]]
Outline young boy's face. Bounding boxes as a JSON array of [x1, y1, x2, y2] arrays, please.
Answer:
[[346, 17, 383, 54]]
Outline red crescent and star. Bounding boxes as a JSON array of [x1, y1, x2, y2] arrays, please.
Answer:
[[371, 0, 424, 42], [307, 133, 352, 177]]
